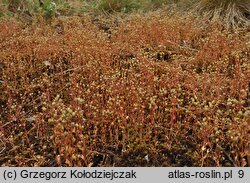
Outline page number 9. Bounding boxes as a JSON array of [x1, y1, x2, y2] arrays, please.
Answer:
[[238, 170, 244, 178]]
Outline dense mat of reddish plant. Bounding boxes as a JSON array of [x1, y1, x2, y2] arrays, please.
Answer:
[[0, 14, 249, 167]]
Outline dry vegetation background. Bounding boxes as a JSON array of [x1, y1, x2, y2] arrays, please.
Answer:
[[0, 0, 249, 167]]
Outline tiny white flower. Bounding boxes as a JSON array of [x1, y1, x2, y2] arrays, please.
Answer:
[[43, 60, 51, 66], [26, 115, 37, 122]]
